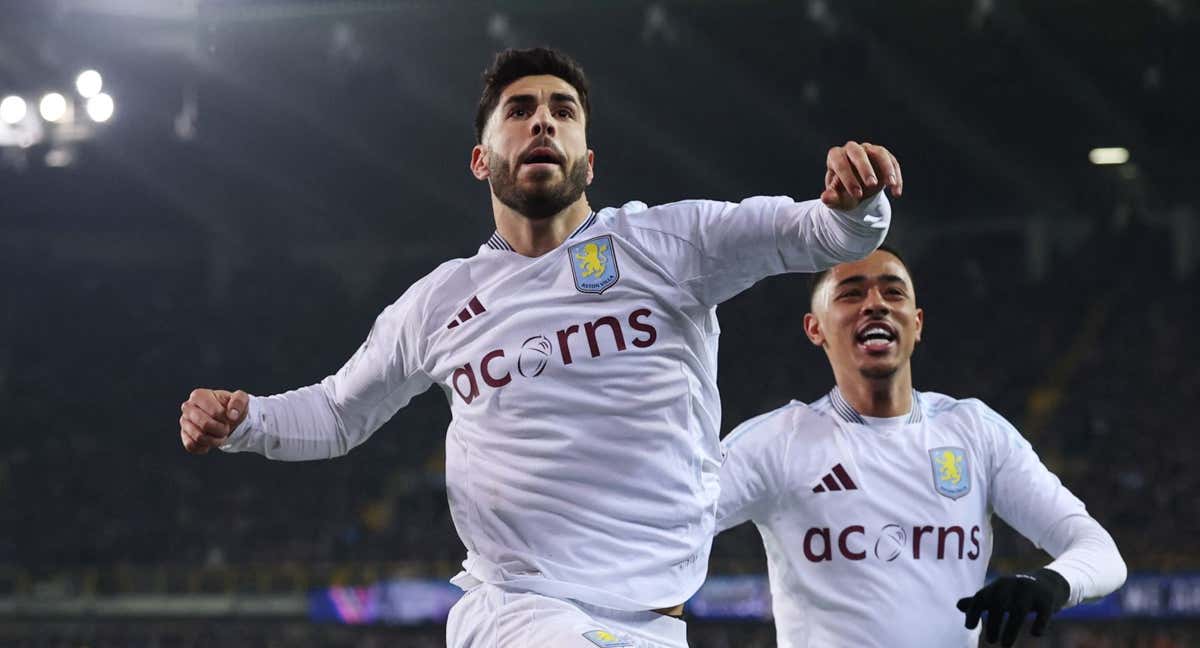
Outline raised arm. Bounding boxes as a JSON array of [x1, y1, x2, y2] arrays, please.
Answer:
[[178, 282, 435, 462], [622, 141, 900, 306]]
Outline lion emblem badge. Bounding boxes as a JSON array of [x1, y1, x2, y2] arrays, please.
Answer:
[[569, 235, 620, 294], [929, 446, 971, 500]]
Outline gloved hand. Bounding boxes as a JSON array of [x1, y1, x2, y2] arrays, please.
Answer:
[[956, 568, 1070, 646]]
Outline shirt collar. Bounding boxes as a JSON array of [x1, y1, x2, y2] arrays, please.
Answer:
[[828, 386, 924, 425], [486, 211, 597, 251]]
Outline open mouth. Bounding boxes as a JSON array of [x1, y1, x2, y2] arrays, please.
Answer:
[[522, 146, 564, 166], [855, 321, 897, 353]]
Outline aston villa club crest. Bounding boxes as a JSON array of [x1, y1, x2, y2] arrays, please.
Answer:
[[929, 446, 971, 500], [582, 630, 633, 647], [569, 235, 620, 294]]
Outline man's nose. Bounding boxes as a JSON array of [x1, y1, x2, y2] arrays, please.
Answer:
[[862, 288, 890, 317], [530, 105, 556, 137]]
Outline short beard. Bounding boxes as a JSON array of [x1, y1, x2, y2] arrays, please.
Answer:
[[488, 153, 588, 220], [859, 363, 900, 380]]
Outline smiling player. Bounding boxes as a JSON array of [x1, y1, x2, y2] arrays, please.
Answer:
[[716, 248, 1127, 647]]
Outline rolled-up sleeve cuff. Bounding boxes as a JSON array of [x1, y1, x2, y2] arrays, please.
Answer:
[[830, 191, 890, 232]]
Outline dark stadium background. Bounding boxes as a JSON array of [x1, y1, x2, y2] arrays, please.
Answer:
[[1, 1, 1196, 646]]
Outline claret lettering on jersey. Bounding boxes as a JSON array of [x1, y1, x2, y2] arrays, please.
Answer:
[[801, 523, 983, 563], [451, 307, 658, 404]]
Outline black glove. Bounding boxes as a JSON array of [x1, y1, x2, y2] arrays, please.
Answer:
[[956, 568, 1070, 646]]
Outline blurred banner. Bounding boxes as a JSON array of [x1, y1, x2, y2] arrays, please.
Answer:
[[309, 573, 1200, 625]]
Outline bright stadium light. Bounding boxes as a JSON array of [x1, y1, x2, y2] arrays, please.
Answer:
[[86, 93, 114, 123], [45, 147, 74, 168], [1089, 147, 1130, 165], [39, 92, 68, 123], [1, 95, 27, 124], [76, 69, 103, 98]]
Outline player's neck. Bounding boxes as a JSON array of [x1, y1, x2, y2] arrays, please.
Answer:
[[492, 195, 593, 257], [835, 364, 914, 418]]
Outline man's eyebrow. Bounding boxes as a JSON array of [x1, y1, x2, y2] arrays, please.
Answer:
[[501, 94, 537, 108], [502, 93, 579, 108], [833, 274, 908, 288]]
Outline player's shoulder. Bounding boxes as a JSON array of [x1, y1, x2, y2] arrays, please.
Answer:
[[922, 390, 1003, 420], [376, 258, 472, 323], [920, 390, 1021, 439], [401, 258, 468, 298], [723, 399, 831, 451], [599, 199, 725, 231]]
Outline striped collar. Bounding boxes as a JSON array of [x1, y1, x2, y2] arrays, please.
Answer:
[[486, 211, 598, 251], [827, 386, 924, 425]]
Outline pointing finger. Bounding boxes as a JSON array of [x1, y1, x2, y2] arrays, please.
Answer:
[[962, 597, 984, 630]]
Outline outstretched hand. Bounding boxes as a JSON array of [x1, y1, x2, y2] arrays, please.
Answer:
[[956, 569, 1070, 646], [821, 141, 903, 210]]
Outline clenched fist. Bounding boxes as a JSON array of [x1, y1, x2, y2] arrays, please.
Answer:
[[179, 388, 249, 454], [821, 141, 903, 211]]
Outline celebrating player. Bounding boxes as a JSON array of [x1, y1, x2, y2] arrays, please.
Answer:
[[716, 247, 1126, 647], [177, 47, 901, 647]]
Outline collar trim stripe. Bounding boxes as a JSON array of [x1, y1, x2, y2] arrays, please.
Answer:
[[485, 211, 596, 251], [829, 387, 866, 424], [569, 211, 597, 239], [828, 387, 924, 424], [486, 232, 513, 251]]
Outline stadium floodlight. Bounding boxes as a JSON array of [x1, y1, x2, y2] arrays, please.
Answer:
[[86, 93, 114, 123], [1088, 147, 1130, 165], [76, 70, 103, 98], [1, 95, 27, 124], [45, 147, 74, 168], [39, 93, 68, 123]]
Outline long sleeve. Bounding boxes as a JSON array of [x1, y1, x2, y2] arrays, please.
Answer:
[[219, 280, 435, 461], [980, 403, 1127, 608], [621, 192, 890, 306], [1041, 515, 1128, 607]]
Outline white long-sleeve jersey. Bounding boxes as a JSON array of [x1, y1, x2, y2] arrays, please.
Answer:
[[717, 388, 1127, 647], [220, 194, 890, 610]]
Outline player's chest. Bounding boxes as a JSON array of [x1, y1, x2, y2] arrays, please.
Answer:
[[785, 428, 988, 525], [424, 237, 690, 404], [774, 430, 989, 565], [804, 428, 984, 506]]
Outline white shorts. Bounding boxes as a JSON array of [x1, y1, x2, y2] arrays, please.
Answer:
[[446, 580, 688, 648]]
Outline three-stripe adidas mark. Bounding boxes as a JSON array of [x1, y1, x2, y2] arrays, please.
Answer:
[[812, 463, 858, 493], [447, 296, 487, 330]]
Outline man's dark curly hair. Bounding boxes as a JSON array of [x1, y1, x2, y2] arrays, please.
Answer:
[[474, 47, 591, 144]]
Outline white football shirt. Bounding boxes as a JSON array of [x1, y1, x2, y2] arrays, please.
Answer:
[[718, 388, 1125, 647], [220, 194, 890, 610]]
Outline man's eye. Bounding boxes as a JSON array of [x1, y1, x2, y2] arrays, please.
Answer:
[[838, 291, 863, 299], [509, 108, 528, 118], [556, 109, 574, 118]]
